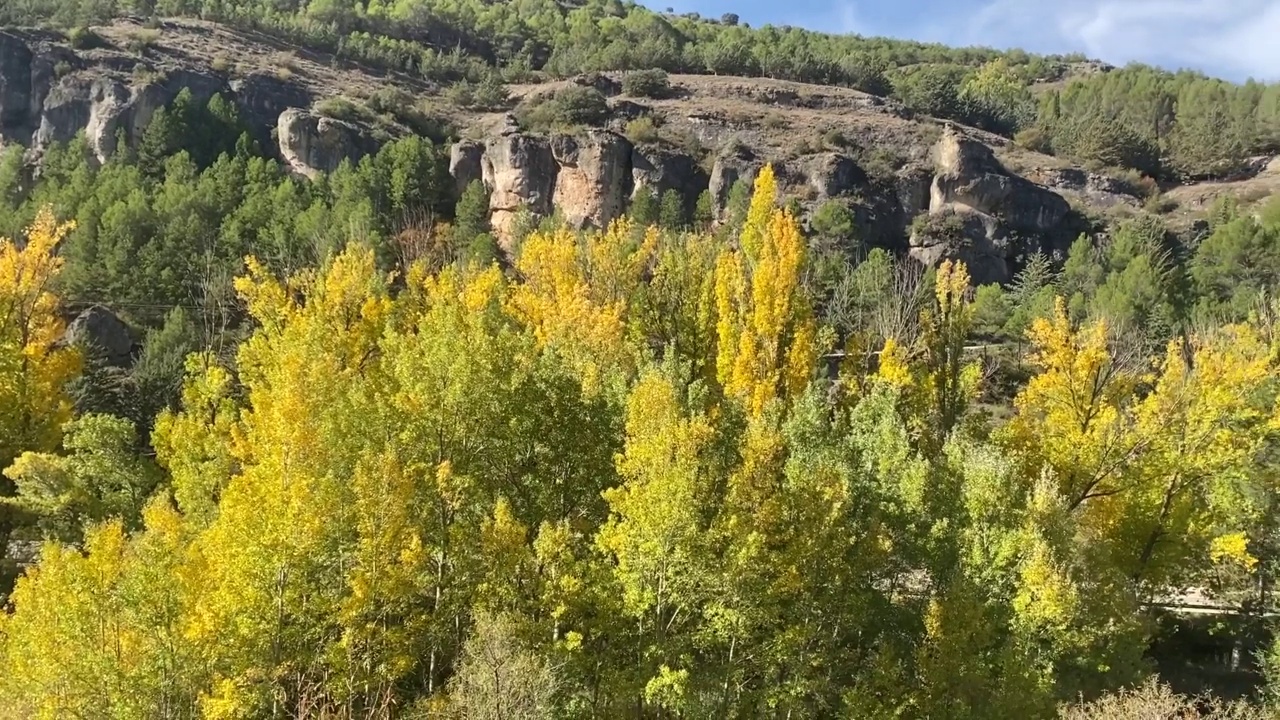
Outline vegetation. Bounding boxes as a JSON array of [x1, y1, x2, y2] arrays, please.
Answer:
[[0, 155, 1275, 717], [622, 68, 672, 98], [5, 3, 1280, 716]]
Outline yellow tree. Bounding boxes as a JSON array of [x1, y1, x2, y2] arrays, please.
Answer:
[[0, 206, 81, 592], [508, 219, 655, 394], [0, 496, 203, 719], [714, 165, 820, 416], [1005, 300, 1280, 590], [0, 206, 79, 467]]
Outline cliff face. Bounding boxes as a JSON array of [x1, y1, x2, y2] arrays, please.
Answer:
[[909, 125, 1074, 284], [0, 21, 1091, 284]]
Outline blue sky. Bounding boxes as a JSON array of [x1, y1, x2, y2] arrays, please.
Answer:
[[652, 0, 1280, 82]]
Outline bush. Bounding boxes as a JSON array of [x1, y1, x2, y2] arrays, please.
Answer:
[[518, 86, 610, 130], [316, 97, 376, 125], [211, 55, 231, 73], [67, 26, 105, 50], [1059, 678, 1267, 719], [1014, 126, 1053, 154], [126, 28, 160, 55], [823, 129, 851, 149], [625, 116, 661, 144], [622, 69, 671, 99]]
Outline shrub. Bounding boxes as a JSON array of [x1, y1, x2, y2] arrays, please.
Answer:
[[518, 86, 609, 130], [763, 113, 789, 130], [67, 26, 105, 50], [316, 97, 376, 125], [823, 129, 851, 149], [126, 29, 160, 55], [1014, 125, 1053, 154], [625, 116, 661, 144], [211, 55, 231, 73], [1059, 678, 1267, 719], [622, 69, 671, 99], [857, 146, 906, 183], [53, 61, 72, 78]]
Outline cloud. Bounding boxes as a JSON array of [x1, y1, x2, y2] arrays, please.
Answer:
[[956, 0, 1280, 80]]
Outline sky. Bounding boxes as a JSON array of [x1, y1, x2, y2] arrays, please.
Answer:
[[652, 0, 1280, 83]]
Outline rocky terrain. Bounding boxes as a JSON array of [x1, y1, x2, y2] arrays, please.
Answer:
[[1, 17, 1272, 283]]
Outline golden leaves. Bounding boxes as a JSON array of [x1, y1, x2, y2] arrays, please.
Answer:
[[715, 167, 818, 416], [0, 206, 80, 468]]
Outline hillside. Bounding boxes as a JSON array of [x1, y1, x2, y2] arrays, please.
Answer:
[[0, 15, 1203, 291], [3, 8, 1280, 720]]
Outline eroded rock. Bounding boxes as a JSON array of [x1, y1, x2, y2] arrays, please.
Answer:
[[911, 126, 1072, 283], [482, 133, 558, 244], [550, 130, 632, 230], [449, 140, 485, 196], [277, 107, 377, 179], [64, 305, 135, 368]]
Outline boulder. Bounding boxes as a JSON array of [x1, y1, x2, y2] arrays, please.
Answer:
[[911, 126, 1072, 283], [550, 130, 633, 230], [64, 305, 135, 368], [930, 125, 1069, 232], [572, 72, 621, 97], [803, 152, 866, 198], [908, 207, 1010, 286], [277, 107, 377, 179]]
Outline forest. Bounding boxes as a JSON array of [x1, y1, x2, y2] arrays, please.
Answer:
[[3, 2, 1280, 719], [1, 134, 1280, 716]]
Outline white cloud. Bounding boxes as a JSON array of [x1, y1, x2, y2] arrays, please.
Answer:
[[953, 0, 1280, 80]]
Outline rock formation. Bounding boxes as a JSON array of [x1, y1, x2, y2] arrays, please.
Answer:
[[481, 133, 559, 243], [277, 107, 377, 179], [550, 130, 632, 230], [910, 125, 1072, 284]]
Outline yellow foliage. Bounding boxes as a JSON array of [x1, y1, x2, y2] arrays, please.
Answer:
[[715, 173, 819, 415], [1210, 532, 1258, 572], [509, 220, 652, 392], [0, 206, 81, 467]]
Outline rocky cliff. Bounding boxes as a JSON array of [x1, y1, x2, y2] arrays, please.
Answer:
[[0, 19, 1093, 284]]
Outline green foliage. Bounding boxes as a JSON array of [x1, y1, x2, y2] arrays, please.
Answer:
[[958, 58, 1036, 135], [453, 180, 491, 246], [625, 116, 662, 144], [658, 188, 685, 230], [518, 86, 610, 130], [629, 187, 659, 227], [4, 414, 163, 545], [66, 25, 104, 50], [810, 199, 856, 243], [622, 68, 671, 99], [892, 63, 968, 119]]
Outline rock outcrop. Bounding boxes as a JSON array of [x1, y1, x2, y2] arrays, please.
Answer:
[[1036, 167, 1142, 208], [550, 130, 632, 230], [708, 143, 762, 217], [910, 125, 1072, 283], [802, 152, 866, 199], [631, 142, 709, 216], [482, 133, 559, 243], [462, 131, 706, 246], [277, 107, 378, 179], [449, 140, 485, 196]]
